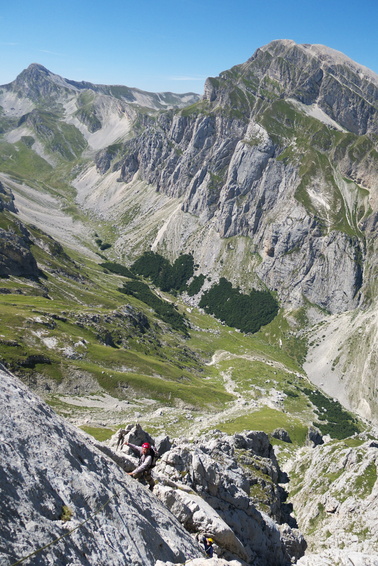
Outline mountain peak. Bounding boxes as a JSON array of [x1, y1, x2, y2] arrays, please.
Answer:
[[205, 39, 378, 135], [256, 40, 378, 86], [26, 62, 51, 73], [9, 62, 74, 101], [15, 62, 53, 83]]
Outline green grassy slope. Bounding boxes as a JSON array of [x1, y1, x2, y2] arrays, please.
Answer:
[[0, 208, 365, 443]]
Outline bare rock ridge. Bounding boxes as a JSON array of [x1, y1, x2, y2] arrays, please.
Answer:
[[0, 366, 202, 566], [207, 40, 378, 135], [3, 62, 200, 111], [0, 366, 306, 566]]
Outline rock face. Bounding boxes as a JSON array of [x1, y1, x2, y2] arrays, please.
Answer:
[[287, 437, 378, 563], [0, 181, 17, 213], [0, 364, 307, 566], [0, 227, 40, 278], [0, 184, 41, 279], [107, 426, 306, 565], [207, 40, 378, 135], [101, 40, 378, 315], [0, 366, 203, 566]]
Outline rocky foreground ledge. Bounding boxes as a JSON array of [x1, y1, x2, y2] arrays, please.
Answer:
[[0, 366, 201, 565], [99, 424, 306, 565], [1, 365, 378, 565], [0, 364, 305, 565]]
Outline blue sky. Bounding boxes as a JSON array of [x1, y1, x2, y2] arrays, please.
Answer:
[[1, 0, 378, 94]]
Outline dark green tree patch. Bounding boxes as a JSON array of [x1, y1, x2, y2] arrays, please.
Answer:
[[100, 262, 136, 279], [169, 254, 195, 292], [187, 274, 205, 296], [131, 251, 171, 286], [302, 387, 361, 439], [94, 237, 111, 250], [199, 277, 278, 334], [131, 251, 194, 292], [119, 280, 188, 334]]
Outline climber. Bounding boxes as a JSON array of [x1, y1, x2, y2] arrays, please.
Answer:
[[116, 429, 127, 450], [125, 441, 155, 491], [201, 535, 214, 558]]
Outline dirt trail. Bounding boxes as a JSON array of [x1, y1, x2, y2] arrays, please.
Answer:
[[182, 349, 303, 436], [206, 349, 300, 375], [54, 348, 297, 435]]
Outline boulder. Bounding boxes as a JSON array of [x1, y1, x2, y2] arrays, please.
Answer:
[[153, 432, 306, 565], [306, 426, 324, 447], [0, 228, 40, 278], [155, 485, 247, 559], [272, 428, 292, 443]]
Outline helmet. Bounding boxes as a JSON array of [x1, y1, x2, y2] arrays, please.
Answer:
[[142, 442, 151, 449], [207, 538, 214, 543]]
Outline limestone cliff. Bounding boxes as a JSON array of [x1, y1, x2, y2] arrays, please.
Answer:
[[100, 40, 378, 316], [287, 436, 378, 565], [0, 183, 40, 279]]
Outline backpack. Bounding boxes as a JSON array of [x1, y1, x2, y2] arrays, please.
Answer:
[[149, 446, 160, 468]]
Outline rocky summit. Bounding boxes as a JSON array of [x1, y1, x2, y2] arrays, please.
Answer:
[[1, 40, 378, 565]]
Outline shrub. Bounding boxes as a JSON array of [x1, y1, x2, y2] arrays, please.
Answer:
[[60, 505, 73, 522]]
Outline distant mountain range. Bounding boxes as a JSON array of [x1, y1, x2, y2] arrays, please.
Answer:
[[1, 40, 378, 422]]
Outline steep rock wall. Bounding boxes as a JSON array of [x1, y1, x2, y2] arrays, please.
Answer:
[[108, 103, 366, 314], [0, 366, 202, 566]]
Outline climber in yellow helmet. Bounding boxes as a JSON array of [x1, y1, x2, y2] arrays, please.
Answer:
[[201, 535, 214, 558]]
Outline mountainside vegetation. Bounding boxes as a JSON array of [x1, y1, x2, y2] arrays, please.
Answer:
[[199, 277, 279, 333], [131, 250, 195, 293]]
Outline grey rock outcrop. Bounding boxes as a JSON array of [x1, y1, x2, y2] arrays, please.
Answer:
[[157, 560, 244, 566], [0, 227, 40, 278], [272, 429, 292, 443], [297, 550, 378, 566], [0, 364, 308, 566], [286, 437, 378, 561], [109, 430, 306, 565], [305, 426, 324, 447], [0, 366, 203, 566], [0, 181, 17, 213]]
